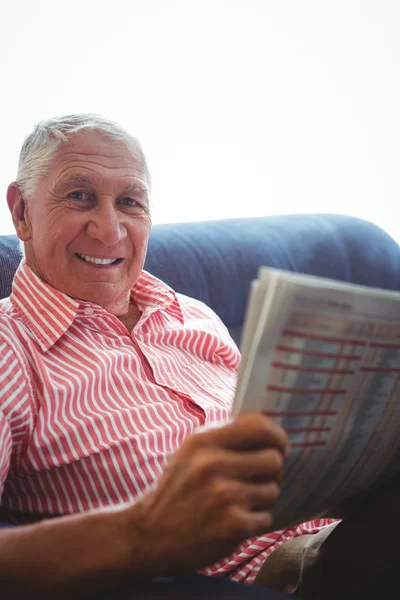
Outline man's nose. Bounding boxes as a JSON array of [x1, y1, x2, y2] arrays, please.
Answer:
[[86, 201, 126, 246]]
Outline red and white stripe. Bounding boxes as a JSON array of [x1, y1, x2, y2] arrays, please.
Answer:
[[0, 261, 333, 582]]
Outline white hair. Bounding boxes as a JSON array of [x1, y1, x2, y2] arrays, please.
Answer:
[[16, 114, 151, 200]]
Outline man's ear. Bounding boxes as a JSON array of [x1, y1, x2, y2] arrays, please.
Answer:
[[6, 183, 32, 242]]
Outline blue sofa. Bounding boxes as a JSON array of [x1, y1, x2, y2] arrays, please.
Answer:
[[1, 214, 399, 345]]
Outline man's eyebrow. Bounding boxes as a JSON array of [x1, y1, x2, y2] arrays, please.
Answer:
[[57, 174, 95, 188], [120, 182, 149, 195]]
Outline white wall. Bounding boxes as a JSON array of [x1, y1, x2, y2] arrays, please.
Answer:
[[1, 0, 399, 242]]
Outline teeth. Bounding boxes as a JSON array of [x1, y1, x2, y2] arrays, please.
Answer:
[[77, 254, 118, 265]]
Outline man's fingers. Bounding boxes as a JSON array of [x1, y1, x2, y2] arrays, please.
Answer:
[[195, 413, 289, 455], [222, 448, 285, 482], [233, 507, 275, 539], [245, 481, 280, 510], [178, 447, 284, 492]]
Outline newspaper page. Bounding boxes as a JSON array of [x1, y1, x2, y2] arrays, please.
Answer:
[[233, 269, 400, 531]]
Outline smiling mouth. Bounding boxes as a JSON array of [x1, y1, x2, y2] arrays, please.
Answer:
[[75, 253, 123, 265]]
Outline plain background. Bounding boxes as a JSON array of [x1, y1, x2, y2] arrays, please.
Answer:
[[0, 0, 399, 242]]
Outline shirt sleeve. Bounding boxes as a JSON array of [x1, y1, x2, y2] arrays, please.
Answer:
[[0, 411, 11, 504], [0, 338, 31, 503]]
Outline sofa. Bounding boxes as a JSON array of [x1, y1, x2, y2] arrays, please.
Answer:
[[2, 213, 399, 344]]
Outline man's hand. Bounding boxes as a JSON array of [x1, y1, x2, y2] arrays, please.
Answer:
[[125, 413, 289, 575], [0, 413, 288, 599]]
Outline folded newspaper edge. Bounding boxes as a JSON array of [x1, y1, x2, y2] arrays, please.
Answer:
[[233, 267, 400, 531]]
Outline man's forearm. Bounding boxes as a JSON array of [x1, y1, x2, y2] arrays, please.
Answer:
[[0, 507, 139, 599]]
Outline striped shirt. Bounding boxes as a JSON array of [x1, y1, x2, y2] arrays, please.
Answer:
[[0, 260, 332, 583]]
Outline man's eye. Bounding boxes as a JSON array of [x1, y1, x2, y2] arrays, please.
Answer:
[[119, 197, 139, 207], [68, 191, 91, 202]]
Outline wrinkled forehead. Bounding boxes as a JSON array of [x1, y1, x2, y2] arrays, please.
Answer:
[[50, 130, 149, 188]]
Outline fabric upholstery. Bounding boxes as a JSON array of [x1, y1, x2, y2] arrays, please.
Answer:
[[0, 235, 21, 300], [144, 215, 400, 329]]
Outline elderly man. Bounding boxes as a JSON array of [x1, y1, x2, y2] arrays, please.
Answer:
[[0, 114, 299, 599], [0, 115, 397, 600]]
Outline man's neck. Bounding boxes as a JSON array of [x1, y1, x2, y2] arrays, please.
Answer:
[[117, 299, 142, 333]]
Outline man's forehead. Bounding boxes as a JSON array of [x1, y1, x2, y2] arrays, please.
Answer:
[[50, 133, 148, 187], [53, 132, 145, 169]]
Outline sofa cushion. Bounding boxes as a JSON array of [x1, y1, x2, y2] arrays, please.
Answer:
[[0, 235, 21, 300]]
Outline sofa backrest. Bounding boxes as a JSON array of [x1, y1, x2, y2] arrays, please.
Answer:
[[1, 215, 400, 344]]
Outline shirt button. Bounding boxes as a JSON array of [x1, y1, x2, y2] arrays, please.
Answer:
[[84, 308, 94, 315]]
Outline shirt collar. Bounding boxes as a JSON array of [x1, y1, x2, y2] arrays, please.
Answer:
[[130, 270, 185, 328], [10, 261, 184, 352]]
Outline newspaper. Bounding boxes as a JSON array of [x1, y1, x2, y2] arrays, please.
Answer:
[[233, 268, 400, 531]]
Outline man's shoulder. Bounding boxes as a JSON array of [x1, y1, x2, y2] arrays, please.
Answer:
[[0, 297, 18, 330], [176, 292, 217, 318], [0, 296, 21, 328], [137, 271, 238, 352], [176, 293, 237, 345], [0, 297, 29, 352], [0, 298, 35, 419], [0, 296, 12, 312]]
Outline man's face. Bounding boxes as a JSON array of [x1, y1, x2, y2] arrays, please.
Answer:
[[18, 131, 152, 314]]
